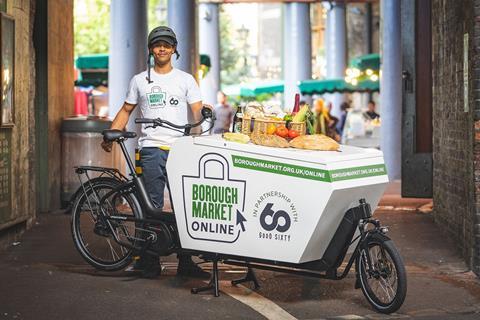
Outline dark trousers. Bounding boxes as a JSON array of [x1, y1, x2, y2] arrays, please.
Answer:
[[139, 147, 169, 209]]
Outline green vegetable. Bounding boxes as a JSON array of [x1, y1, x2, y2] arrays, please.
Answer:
[[292, 105, 310, 122], [306, 109, 315, 135], [283, 114, 293, 121]]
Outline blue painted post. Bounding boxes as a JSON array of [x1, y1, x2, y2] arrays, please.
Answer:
[[324, 2, 347, 118], [168, 0, 198, 76], [199, 2, 220, 106], [109, 0, 147, 165], [380, 0, 402, 180], [283, 2, 312, 111]]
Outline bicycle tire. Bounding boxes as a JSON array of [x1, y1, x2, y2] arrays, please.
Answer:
[[356, 234, 407, 314], [71, 177, 141, 271]]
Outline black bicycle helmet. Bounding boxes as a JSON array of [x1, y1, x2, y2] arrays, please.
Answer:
[[148, 26, 178, 48], [146, 26, 180, 83]]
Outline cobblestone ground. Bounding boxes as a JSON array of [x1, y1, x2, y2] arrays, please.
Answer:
[[0, 203, 479, 320]]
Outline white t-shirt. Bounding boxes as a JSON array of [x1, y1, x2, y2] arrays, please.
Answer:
[[125, 68, 202, 148]]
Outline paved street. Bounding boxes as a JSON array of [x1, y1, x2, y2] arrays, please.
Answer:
[[1, 189, 480, 320]]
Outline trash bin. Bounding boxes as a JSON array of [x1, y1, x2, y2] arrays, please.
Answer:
[[61, 117, 117, 207]]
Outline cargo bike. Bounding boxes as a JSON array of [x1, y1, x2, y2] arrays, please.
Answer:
[[70, 107, 406, 314]]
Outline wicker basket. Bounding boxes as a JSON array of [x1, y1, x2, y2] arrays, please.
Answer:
[[253, 118, 286, 135], [288, 121, 306, 135], [241, 116, 286, 135], [241, 116, 253, 135]]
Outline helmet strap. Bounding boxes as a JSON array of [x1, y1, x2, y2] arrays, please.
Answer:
[[146, 53, 153, 84]]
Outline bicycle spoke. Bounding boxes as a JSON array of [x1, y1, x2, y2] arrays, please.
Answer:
[[361, 243, 399, 305], [106, 238, 120, 261], [378, 277, 394, 302], [72, 178, 140, 271]]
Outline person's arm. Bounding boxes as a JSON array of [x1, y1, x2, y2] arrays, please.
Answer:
[[101, 102, 137, 152], [189, 101, 214, 134], [111, 102, 137, 130], [190, 100, 204, 123]]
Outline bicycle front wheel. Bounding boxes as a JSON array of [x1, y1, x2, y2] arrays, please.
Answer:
[[356, 234, 407, 314], [71, 177, 140, 271]]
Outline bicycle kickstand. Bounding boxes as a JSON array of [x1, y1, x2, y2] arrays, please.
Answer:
[[231, 267, 260, 289], [191, 258, 220, 297]]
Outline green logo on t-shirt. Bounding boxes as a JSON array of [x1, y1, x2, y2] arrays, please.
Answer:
[[147, 86, 166, 108]]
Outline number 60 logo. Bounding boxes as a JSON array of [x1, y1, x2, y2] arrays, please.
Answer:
[[260, 203, 291, 233]]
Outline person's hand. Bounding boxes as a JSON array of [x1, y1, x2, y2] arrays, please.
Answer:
[[201, 104, 214, 119], [101, 140, 113, 152]]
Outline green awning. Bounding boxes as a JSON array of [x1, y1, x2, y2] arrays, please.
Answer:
[[76, 54, 109, 70], [239, 81, 284, 96], [298, 78, 379, 95], [350, 53, 380, 70]]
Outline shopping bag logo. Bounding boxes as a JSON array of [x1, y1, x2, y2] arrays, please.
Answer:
[[146, 86, 166, 108], [182, 153, 247, 243]]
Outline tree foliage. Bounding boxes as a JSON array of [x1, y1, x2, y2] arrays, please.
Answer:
[[219, 5, 246, 86], [148, 0, 168, 31], [74, 0, 244, 88], [74, 0, 111, 56]]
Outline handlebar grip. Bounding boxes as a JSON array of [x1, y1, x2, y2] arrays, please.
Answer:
[[201, 107, 213, 119], [135, 118, 154, 124]]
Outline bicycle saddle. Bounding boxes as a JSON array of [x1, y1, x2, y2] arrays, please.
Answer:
[[102, 129, 137, 142]]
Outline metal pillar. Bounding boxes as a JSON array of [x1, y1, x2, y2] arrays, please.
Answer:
[[324, 2, 347, 118], [364, 2, 373, 105], [109, 0, 147, 165], [168, 0, 198, 76], [380, 0, 402, 180], [365, 2, 373, 54], [283, 2, 312, 110], [199, 2, 220, 106]]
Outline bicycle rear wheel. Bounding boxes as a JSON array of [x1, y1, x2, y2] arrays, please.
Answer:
[[356, 234, 407, 314], [71, 177, 140, 271]]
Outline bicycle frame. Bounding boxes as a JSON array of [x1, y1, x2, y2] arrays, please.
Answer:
[[74, 113, 390, 292], [79, 136, 386, 280], [71, 111, 405, 310], [89, 145, 385, 280]]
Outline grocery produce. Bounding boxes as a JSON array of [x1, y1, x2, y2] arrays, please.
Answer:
[[251, 133, 289, 148], [275, 126, 289, 138], [292, 105, 310, 122], [289, 134, 340, 151], [305, 108, 315, 135], [288, 129, 300, 139], [222, 132, 250, 144], [283, 114, 293, 122], [266, 123, 277, 135]]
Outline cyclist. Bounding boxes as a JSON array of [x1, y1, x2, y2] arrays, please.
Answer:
[[102, 26, 210, 279]]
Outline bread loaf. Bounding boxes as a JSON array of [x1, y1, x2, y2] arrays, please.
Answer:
[[250, 134, 290, 148], [289, 134, 340, 151]]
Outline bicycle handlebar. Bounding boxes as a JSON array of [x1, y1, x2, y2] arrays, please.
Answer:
[[134, 106, 215, 136]]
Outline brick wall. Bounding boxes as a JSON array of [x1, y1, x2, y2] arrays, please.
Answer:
[[473, 0, 480, 275], [431, 0, 478, 274]]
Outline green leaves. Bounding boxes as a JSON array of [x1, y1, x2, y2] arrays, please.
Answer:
[[74, 0, 111, 56]]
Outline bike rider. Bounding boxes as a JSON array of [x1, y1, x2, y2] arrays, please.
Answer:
[[102, 26, 210, 278]]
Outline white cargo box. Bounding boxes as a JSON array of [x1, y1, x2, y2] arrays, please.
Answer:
[[167, 135, 388, 264]]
